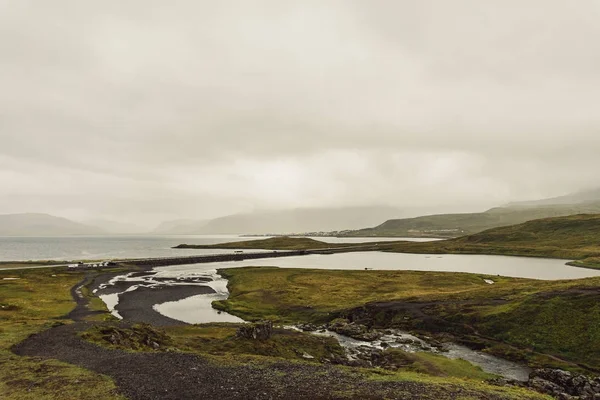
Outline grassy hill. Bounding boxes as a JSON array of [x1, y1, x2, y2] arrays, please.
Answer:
[[381, 214, 600, 267], [343, 202, 600, 238]]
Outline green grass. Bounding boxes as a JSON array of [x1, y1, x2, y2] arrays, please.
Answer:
[[174, 236, 383, 250], [216, 267, 600, 372], [380, 214, 600, 264], [376, 348, 494, 380], [82, 322, 346, 362], [0, 268, 123, 399], [80, 324, 550, 399], [345, 203, 600, 237]]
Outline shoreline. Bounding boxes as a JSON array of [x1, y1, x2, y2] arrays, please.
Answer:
[[114, 284, 216, 327]]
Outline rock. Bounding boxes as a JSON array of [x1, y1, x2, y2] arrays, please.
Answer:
[[298, 323, 318, 332], [528, 377, 564, 395], [528, 369, 600, 398], [236, 321, 273, 340], [302, 352, 315, 359], [328, 320, 382, 341]]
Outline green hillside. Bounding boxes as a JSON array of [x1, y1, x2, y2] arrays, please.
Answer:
[[383, 214, 600, 267], [344, 202, 600, 238]]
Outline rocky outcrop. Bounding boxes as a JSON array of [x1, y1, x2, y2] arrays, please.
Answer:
[[494, 369, 600, 399], [236, 320, 273, 340], [526, 369, 600, 399], [328, 319, 382, 341]]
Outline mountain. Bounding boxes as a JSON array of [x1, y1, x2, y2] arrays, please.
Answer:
[[153, 206, 403, 235], [0, 213, 105, 236], [153, 219, 207, 234], [507, 187, 600, 207], [344, 201, 600, 238], [84, 219, 146, 235]]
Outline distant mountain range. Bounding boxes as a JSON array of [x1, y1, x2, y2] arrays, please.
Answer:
[[5, 188, 600, 237], [342, 188, 600, 238], [0, 213, 105, 236], [153, 206, 403, 235]]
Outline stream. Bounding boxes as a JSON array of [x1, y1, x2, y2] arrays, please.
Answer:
[[96, 265, 532, 381]]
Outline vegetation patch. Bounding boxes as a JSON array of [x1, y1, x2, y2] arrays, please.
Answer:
[[81, 324, 174, 351], [216, 267, 600, 372], [174, 236, 383, 250], [0, 267, 123, 400]]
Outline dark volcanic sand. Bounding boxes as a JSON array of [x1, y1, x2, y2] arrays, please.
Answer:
[[115, 284, 215, 326]]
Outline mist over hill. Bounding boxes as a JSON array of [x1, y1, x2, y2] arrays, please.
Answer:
[[153, 206, 403, 235], [0, 213, 105, 236], [343, 189, 600, 238]]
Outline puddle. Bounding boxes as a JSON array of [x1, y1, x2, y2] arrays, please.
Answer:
[[154, 294, 244, 323], [96, 269, 243, 324]]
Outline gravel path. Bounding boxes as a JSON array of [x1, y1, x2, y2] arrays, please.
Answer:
[[13, 323, 515, 400]]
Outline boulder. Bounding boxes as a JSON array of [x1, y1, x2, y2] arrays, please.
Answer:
[[236, 321, 273, 340]]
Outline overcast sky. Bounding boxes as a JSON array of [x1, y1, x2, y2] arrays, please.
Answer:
[[1, 1, 599, 227]]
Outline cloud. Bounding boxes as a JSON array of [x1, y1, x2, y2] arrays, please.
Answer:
[[1, 0, 599, 224]]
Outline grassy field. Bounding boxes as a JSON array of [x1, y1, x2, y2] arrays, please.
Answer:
[[0, 267, 124, 399], [0, 266, 553, 399], [216, 267, 600, 373]]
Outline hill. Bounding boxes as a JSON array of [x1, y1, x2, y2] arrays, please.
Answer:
[[0, 213, 104, 236], [343, 202, 600, 238], [382, 214, 600, 267], [84, 219, 145, 235], [154, 206, 402, 235]]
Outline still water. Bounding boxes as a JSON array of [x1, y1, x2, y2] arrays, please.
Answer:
[[0, 235, 412, 261], [155, 251, 600, 280]]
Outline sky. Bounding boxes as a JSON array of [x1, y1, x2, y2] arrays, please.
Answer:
[[1, 1, 600, 227]]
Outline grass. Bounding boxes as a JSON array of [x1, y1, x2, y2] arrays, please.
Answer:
[[380, 214, 600, 265], [1, 265, 551, 399], [215, 267, 600, 373], [82, 322, 346, 362], [345, 203, 600, 237], [80, 324, 550, 399], [375, 348, 494, 380], [174, 236, 382, 250], [0, 267, 124, 399]]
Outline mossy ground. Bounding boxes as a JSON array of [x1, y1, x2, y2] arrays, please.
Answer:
[[82, 322, 346, 362], [0, 268, 124, 399], [216, 267, 600, 373]]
